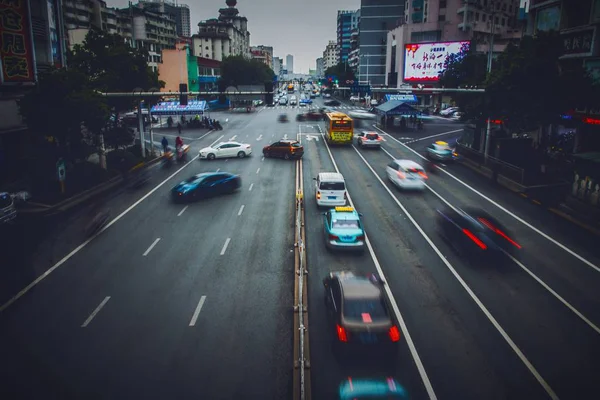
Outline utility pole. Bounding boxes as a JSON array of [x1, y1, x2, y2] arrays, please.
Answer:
[[484, 1, 498, 163]]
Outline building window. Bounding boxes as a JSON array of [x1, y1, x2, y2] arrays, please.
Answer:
[[439, 0, 447, 8], [205, 46, 209, 50], [438, 14, 446, 22], [476, 12, 479, 21], [482, 14, 486, 22], [501, 18, 505, 26]]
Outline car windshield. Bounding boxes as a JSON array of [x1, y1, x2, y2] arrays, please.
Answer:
[[366, 134, 379, 140], [343, 297, 389, 322], [332, 219, 360, 229], [185, 175, 203, 183], [320, 182, 344, 190], [290, 142, 302, 148]]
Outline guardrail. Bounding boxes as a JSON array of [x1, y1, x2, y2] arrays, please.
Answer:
[[293, 156, 311, 400], [456, 142, 526, 184]]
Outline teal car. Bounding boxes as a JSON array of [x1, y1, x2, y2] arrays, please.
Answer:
[[323, 206, 365, 252], [426, 140, 459, 162], [339, 377, 408, 399]]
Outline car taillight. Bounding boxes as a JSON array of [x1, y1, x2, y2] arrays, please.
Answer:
[[462, 228, 487, 250], [337, 324, 348, 342], [388, 326, 401, 342], [397, 171, 406, 179], [316, 191, 321, 199], [329, 234, 339, 241], [477, 217, 522, 249], [357, 235, 365, 241], [418, 171, 428, 179]]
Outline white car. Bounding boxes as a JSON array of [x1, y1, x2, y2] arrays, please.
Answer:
[[386, 159, 427, 190], [349, 95, 360, 101], [199, 141, 252, 160], [440, 107, 459, 117]]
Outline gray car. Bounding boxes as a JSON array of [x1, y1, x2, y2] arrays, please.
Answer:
[[356, 131, 382, 148]]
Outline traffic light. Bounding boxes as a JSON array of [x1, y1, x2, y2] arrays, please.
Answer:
[[265, 81, 274, 105], [335, 79, 339, 85], [179, 83, 188, 106]]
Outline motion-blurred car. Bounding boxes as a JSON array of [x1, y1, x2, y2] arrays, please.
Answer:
[[324, 99, 341, 106], [386, 159, 428, 190], [278, 113, 289, 122], [296, 108, 326, 121], [339, 377, 408, 399], [322, 206, 365, 252], [437, 207, 522, 264], [426, 141, 458, 162], [300, 98, 313, 105], [171, 172, 241, 201], [323, 271, 401, 356], [262, 139, 304, 160], [199, 141, 252, 160], [440, 106, 459, 117], [356, 131, 382, 148], [348, 110, 376, 120], [0, 192, 17, 224]]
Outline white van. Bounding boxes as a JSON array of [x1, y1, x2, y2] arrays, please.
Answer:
[[289, 95, 298, 106], [314, 172, 347, 207]]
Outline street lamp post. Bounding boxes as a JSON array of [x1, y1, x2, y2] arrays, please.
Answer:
[[484, 2, 498, 163]]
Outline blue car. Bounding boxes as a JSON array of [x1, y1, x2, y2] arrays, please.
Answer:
[[323, 206, 366, 252], [425, 140, 458, 162], [300, 98, 313, 105], [339, 377, 408, 399], [171, 172, 241, 201]]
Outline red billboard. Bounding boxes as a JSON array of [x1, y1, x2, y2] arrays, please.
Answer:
[[403, 41, 470, 82], [0, 0, 36, 83]]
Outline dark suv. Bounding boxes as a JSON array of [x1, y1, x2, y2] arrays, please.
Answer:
[[263, 139, 304, 160]]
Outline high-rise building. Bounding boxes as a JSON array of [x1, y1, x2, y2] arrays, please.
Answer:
[[251, 45, 274, 68], [358, 0, 404, 86], [337, 10, 360, 64], [286, 54, 294, 73], [316, 57, 324, 78], [273, 57, 283, 76], [323, 40, 339, 70], [192, 0, 250, 61], [137, 1, 192, 38]]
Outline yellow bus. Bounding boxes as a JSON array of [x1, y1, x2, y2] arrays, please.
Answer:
[[325, 112, 354, 145], [287, 83, 294, 93]]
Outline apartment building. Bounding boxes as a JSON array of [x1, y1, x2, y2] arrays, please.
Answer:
[[137, 0, 191, 37], [251, 45, 274, 68], [337, 10, 360, 64], [323, 40, 340, 70]]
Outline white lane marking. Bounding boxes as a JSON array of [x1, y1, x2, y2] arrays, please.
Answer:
[[229, 135, 238, 141], [189, 295, 207, 326], [316, 125, 438, 400], [405, 129, 464, 143], [261, 156, 265, 161], [209, 134, 224, 147], [177, 206, 188, 217], [143, 238, 161, 256], [238, 205, 245, 216], [257, 134, 263, 141], [373, 124, 600, 273], [216, 168, 220, 172], [220, 238, 231, 255], [256, 167, 260, 174], [349, 141, 559, 399], [0, 153, 203, 313], [249, 183, 254, 191], [420, 178, 600, 335], [81, 296, 111, 328]]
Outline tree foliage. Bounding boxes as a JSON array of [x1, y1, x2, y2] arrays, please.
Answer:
[[219, 55, 275, 87], [440, 31, 597, 131], [324, 62, 356, 86], [68, 28, 164, 113]]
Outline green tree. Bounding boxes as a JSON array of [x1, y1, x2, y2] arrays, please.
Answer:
[[324, 62, 356, 86], [439, 42, 488, 121], [103, 126, 136, 150], [68, 28, 165, 116], [219, 55, 275, 87], [19, 68, 110, 156]]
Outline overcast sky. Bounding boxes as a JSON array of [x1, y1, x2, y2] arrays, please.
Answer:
[[108, 0, 360, 73]]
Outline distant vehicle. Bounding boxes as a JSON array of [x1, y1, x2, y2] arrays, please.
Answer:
[[199, 141, 252, 160], [263, 139, 304, 160], [426, 141, 458, 162], [338, 377, 408, 399], [348, 110, 376, 120], [296, 108, 326, 121], [324, 112, 354, 145], [323, 271, 401, 354], [322, 206, 365, 252], [171, 172, 241, 201], [437, 207, 521, 265], [386, 159, 428, 190], [349, 95, 360, 101], [440, 107, 459, 117], [278, 113, 289, 122], [356, 131, 382, 148], [289, 95, 298, 106], [278, 96, 288, 105], [287, 84, 294, 93], [324, 99, 341, 107]]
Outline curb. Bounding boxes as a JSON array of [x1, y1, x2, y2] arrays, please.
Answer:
[[18, 155, 163, 216], [458, 158, 600, 236]]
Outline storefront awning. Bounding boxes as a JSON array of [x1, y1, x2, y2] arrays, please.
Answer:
[[150, 101, 208, 115], [375, 101, 419, 116]]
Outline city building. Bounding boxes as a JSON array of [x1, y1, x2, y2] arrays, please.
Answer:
[[348, 27, 360, 73], [63, 0, 178, 72], [137, 0, 191, 38], [385, 0, 525, 89], [1, 0, 68, 175], [337, 10, 360, 64], [358, 0, 405, 86], [316, 57, 324, 78], [273, 57, 283, 76], [251, 45, 274, 68], [192, 0, 250, 61], [323, 40, 339, 70], [286, 54, 294, 73]]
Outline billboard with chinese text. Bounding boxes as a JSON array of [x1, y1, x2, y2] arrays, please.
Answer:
[[403, 41, 470, 82], [0, 0, 36, 83]]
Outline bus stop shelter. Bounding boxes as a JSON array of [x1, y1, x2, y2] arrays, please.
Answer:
[[150, 100, 208, 116], [374, 101, 419, 128]]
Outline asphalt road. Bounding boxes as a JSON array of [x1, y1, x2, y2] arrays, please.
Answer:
[[2, 94, 600, 400]]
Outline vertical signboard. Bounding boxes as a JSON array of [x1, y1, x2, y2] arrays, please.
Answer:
[[47, 0, 61, 68], [0, 0, 36, 83]]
